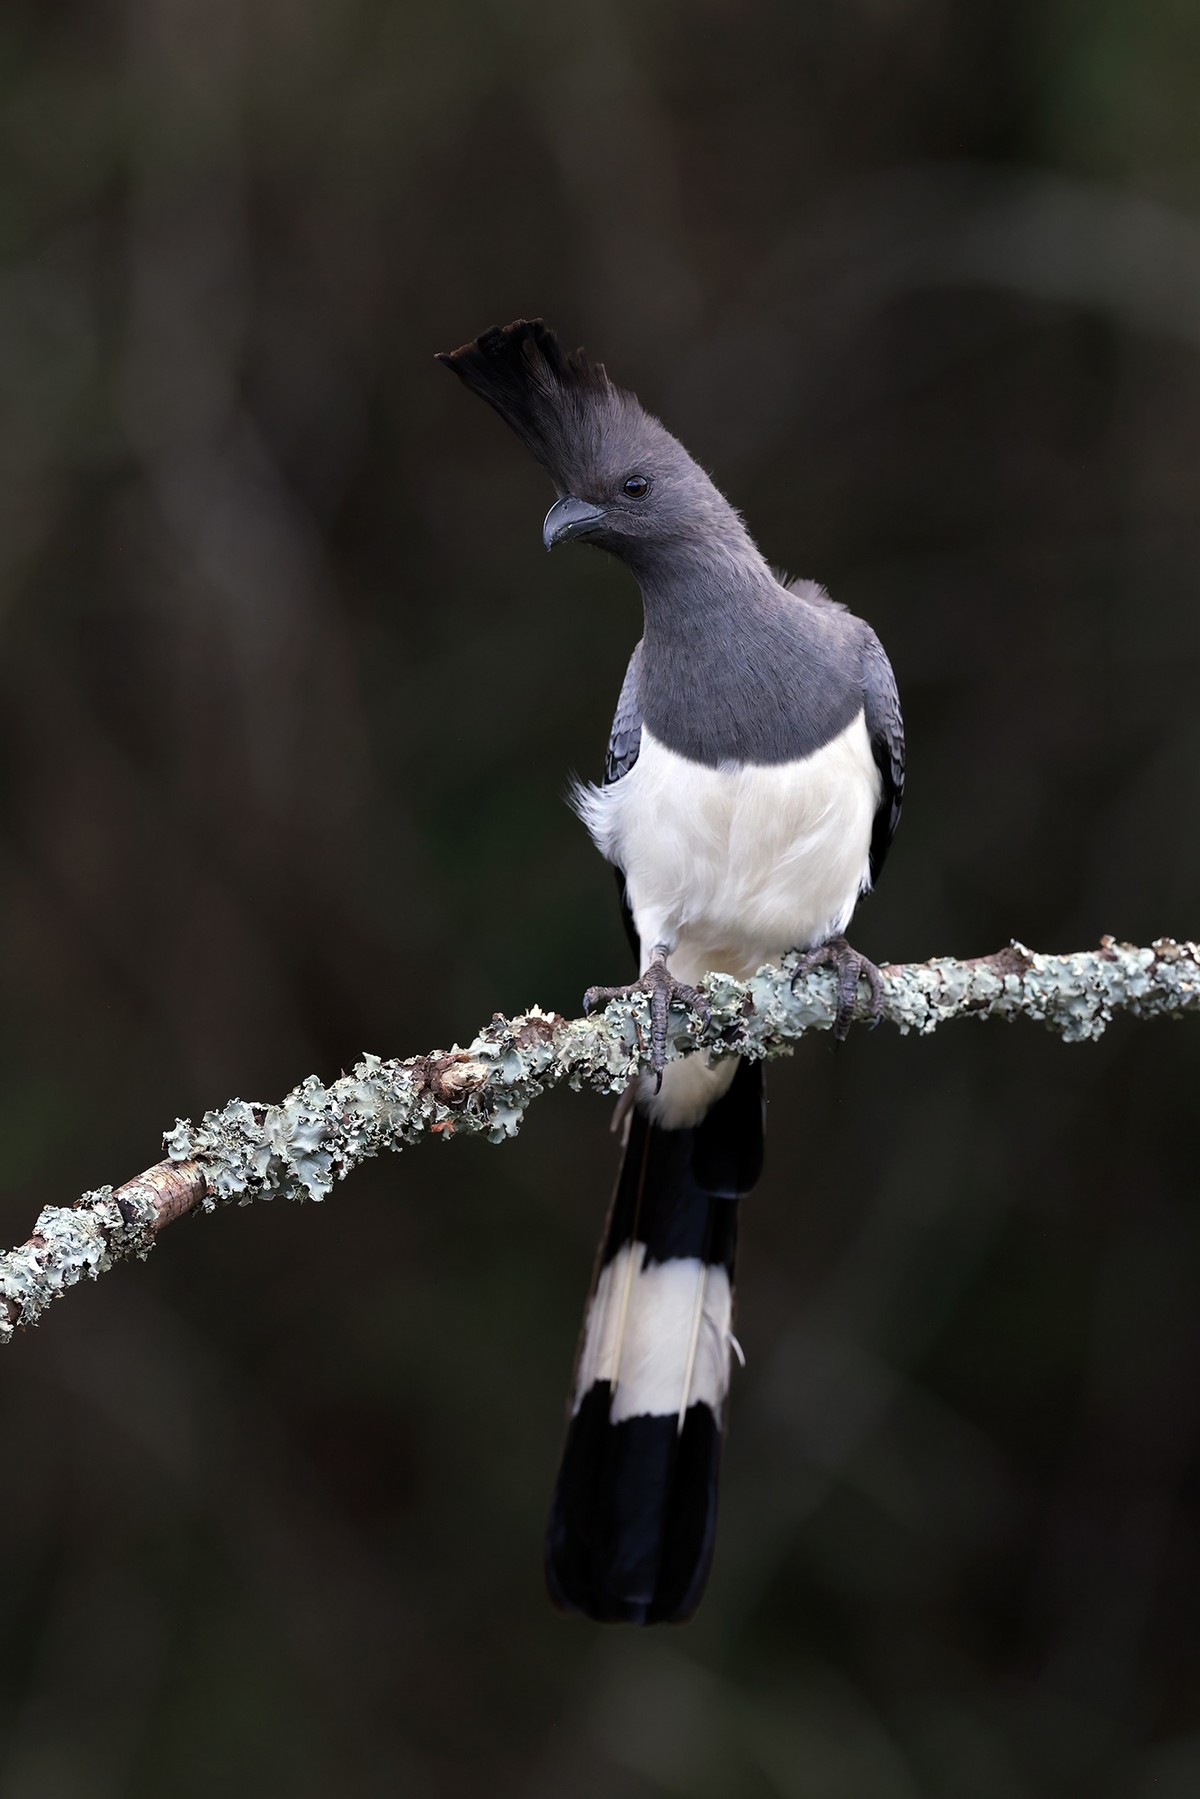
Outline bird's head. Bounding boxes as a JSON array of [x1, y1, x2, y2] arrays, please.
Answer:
[[437, 319, 741, 568]]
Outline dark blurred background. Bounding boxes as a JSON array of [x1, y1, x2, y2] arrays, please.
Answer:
[[2, 1, 1200, 1794]]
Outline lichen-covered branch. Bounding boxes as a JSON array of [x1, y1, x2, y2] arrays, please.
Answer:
[[3, 936, 1197, 1345]]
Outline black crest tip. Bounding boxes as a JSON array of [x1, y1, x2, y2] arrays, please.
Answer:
[[436, 317, 612, 400], [436, 318, 626, 475]]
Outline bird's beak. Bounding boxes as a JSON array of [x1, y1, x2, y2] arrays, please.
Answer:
[[543, 495, 607, 550]]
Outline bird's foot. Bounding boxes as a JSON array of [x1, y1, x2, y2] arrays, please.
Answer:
[[583, 944, 710, 1085], [791, 935, 885, 1042]]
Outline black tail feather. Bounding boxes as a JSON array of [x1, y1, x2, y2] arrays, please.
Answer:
[[546, 1060, 764, 1624]]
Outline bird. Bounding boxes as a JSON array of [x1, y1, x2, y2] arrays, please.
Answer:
[[437, 319, 904, 1624]]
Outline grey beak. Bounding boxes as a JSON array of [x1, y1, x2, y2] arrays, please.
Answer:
[[543, 495, 607, 550]]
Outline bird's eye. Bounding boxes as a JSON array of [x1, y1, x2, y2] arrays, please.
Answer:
[[622, 475, 650, 499]]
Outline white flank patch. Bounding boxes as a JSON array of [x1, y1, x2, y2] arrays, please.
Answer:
[[572, 712, 880, 990], [573, 1242, 733, 1425]]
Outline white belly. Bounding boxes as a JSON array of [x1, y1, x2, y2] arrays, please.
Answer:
[[574, 713, 880, 1126], [575, 712, 880, 985]]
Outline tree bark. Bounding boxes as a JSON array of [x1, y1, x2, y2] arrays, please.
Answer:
[[3, 936, 1196, 1344]]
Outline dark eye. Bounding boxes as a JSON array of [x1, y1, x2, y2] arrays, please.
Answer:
[[622, 474, 650, 499]]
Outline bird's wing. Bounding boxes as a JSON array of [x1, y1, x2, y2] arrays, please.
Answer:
[[861, 627, 905, 887], [784, 578, 904, 886], [604, 642, 643, 787], [602, 643, 644, 958]]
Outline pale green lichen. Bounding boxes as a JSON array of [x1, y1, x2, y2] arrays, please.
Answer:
[[153, 938, 1200, 1197], [0, 1183, 159, 1340], [3, 940, 1198, 1343]]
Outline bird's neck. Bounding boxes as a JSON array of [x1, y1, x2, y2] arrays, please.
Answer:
[[627, 536, 862, 768], [633, 534, 781, 652], [630, 542, 801, 766]]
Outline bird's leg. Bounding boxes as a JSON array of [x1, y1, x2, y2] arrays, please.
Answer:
[[791, 935, 885, 1042], [583, 943, 710, 1085]]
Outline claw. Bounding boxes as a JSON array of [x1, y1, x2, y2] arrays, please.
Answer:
[[583, 944, 709, 1074], [791, 935, 885, 1041]]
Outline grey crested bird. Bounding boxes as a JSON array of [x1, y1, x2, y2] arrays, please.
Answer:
[[437, 319, 904, 1625]]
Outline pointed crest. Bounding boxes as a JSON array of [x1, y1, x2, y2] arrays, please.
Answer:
[[437, 318, 635, 491]]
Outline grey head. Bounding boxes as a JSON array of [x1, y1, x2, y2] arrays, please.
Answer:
[[436, 319, 754, 579], [438, 318, 886, 772]]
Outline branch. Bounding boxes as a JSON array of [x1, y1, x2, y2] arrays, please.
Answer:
[[3, 937, 1197, 1344]]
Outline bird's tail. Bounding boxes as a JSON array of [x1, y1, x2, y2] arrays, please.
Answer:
[[545, 1057, 764, 1624]]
